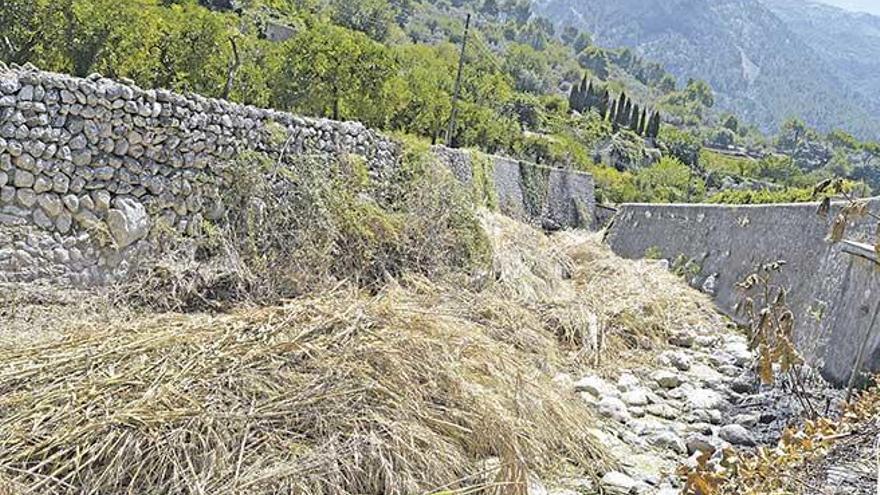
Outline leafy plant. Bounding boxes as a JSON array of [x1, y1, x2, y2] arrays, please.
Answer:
[[735, 261, 817, 417]]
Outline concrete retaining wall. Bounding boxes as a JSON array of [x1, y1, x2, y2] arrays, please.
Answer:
[[606, 200, 880, 386]]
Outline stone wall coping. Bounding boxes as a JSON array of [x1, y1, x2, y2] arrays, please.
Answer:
[[431, 145, 593, 179], [617, 196, 880, 210]]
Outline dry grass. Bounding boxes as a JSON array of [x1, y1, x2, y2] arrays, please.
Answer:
[[482, 213, 720, 368], [0, 283, 610, 495], [0, 283, 127, 347], [0, 211, 724, 495]]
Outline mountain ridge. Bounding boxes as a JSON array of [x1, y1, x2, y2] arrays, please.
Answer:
[[533, 0, 880, 138]]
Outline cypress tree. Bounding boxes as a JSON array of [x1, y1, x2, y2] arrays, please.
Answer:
[[586, 80, 595, 111], [639, 108, 648, 135], [615, 93, 627, 127], [630, 104, 641, 132], [599, 90, 610, 119], [647, 112, 661, 138], [568, 84, 580, 112]]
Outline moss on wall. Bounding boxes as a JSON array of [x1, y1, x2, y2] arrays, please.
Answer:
[[519, 161, 551, 218], [471, 151, 498, 210]]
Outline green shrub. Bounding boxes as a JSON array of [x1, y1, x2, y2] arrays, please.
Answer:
[[519, 161, 551, 217]]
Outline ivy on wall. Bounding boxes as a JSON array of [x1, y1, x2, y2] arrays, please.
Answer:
[[471, 152, 499, 210], [519, 161, 551, 218]]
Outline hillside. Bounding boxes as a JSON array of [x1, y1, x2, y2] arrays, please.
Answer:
[[533, 0, 880, 138], [763, 0, 880, 117]]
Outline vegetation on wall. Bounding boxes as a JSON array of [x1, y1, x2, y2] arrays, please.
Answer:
[[519, 161, 551, 217]]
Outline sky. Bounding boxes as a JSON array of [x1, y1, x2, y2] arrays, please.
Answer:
[[817, 0, 880, 16]]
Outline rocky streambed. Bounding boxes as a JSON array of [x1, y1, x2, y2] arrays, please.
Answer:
[[557, 326, 839, 495]]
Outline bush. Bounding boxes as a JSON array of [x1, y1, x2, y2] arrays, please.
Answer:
[[121, 141, 491, 310]]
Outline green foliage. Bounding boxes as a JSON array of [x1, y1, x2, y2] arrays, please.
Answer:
[[470, 151, 498, 209], [659, 126, 702, 169], [700, 149, 759, 178], [272, 23, 396, 124], [705, 188, 815, 204], [518, 161, 551, 217], [635, 156, 706, 203], [156, 135, 490, 301], [644, 246, 663, 259], [590, 165, 640, 204]]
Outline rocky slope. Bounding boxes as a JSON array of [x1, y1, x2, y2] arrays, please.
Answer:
[[533, 0, 880, 138], [562, 322, 833, 494]]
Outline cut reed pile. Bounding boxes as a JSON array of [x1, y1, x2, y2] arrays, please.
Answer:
[[0, 282, 611, 495], [0, 211, 722, 495], [482, 213, 720, 366]]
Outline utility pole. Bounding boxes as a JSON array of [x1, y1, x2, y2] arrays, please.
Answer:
[[446, 13, 471, 148]]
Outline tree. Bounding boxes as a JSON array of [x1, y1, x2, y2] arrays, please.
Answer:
[[684, 78, 714, 107], [481, 0, 499, 17], [636, 156, 705, 203], [598, 90, 610, 119], [638, 108, 648, 136], [573, 32, 592, 53], [383, 43, 455, 143], [630, 104, 641, 133], [329, 0, 397, 41], [272, 23, 396, 125]]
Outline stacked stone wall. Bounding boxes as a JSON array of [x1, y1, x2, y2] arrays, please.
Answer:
[[0, 65, 596, 285]]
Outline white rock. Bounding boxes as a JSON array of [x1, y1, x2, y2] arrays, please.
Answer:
[[37, 193, 62, 217], [652, 370, 683, 389], [686, 388, 725, 410], [15, 188, 36, 208], [600, 471, 637, 495], [597, 396, 630, 423], [669, 331, 695, 348], [617, 372, 641, 392], [646, 403, 679, 420], [106, 197, 149, 248], [575, 374, 618, 398], [648, 430, 687, 454], [13, 169, 34, 188], [622, 388, 650, 407]]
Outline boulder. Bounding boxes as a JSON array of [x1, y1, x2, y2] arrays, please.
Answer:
[[597, 396, 630, 423], [106, 197, 149, 248], [719, 424, 756, 447], [575, 374, 618, 398], [652, 370, 683, 389], [600, 471, 637, 495]]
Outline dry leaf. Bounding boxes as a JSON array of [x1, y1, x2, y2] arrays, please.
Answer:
[[829, 213, 847, 242]]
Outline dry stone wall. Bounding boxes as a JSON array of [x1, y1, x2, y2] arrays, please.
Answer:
[[0, 65, 596, 286], [0, 64, 398, 285], [605, 199, 880, 386]]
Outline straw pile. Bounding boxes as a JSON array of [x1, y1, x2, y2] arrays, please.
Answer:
[[482, 213, 719, 366], [0, 282, 612, 494], [0, 212, 722, 494]]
